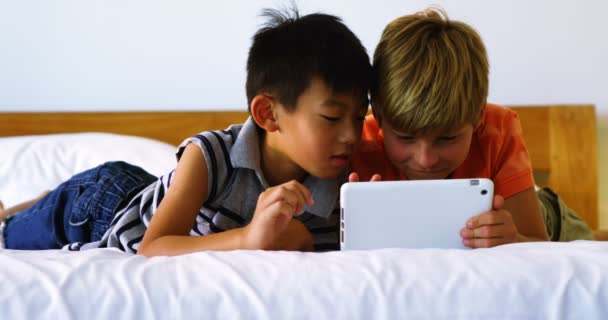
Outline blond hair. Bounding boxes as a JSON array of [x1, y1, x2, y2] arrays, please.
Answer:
[[371, 7, 489, 133]]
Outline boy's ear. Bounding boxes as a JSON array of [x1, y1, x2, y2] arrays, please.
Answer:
[[250, 94, 280, 132]]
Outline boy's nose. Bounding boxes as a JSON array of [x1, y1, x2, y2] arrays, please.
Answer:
[[414, 144, 439, 169], [340, 121, 359, 145]]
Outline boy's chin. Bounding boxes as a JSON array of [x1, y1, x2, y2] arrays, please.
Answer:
[[309, 167, 345, 181]]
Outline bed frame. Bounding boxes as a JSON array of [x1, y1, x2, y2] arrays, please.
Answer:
[[0, 104, 598, 228]]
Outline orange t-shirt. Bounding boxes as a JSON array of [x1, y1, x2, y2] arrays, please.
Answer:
[[351, 103, 535, 199]]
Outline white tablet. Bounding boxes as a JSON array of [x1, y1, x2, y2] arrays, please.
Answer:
[[340, 178, 494, 250]]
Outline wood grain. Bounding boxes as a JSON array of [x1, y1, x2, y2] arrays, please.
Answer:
[[0, 111, 249, 146], [511, 105, 598, 229]]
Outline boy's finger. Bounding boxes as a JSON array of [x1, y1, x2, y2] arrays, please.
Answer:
[[279, 187, 309, 214], [280, 182, 314, 212], [348, 173, 382, 182], [288, 181, 314, 206], [262, 201, 295, 232], [463, 237, 505, 248], [283, 192, 303, 213], [268, 197, 296, 217], [262, 181, 312, 213], [492, 194, 504, 210], [466, 212, 504, 228], [261, 186, 299, 212], [463, 225, 508, 239]]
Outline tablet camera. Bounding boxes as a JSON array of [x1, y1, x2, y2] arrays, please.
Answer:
[[481, 189, 488, 195]]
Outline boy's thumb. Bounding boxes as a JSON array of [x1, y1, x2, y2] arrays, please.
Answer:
[[493, 194, 504, 209]]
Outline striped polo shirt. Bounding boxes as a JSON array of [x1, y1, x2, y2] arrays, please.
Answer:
[[67, 117, 341, 253]]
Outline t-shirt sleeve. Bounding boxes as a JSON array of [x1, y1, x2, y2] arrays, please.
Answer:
[[491, 112, 535, 198], [175, 129, 235, 203]]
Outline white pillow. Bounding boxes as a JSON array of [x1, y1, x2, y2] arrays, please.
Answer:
[[0, 132, 177, 208]]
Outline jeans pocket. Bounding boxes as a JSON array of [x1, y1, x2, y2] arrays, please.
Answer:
[[68, 184, 96, 227]]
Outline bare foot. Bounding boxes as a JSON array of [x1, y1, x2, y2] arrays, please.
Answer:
[[0, 191, 50, 221], [0, 200, 6, 221], [37, 191, 50, 199]]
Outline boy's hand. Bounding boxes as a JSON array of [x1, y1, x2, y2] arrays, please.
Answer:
[[273, 219, 314, 251], [460, 195, 519, 248], [348, 172, 382, 182], [242, 180, 314, 250]]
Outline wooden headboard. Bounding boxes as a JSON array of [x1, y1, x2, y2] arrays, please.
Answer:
[[0, 104, 598, 228], [0, 111, 250, 146], [509, 105, 598, 229]]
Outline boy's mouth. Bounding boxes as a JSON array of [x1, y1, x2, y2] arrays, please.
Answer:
[[330, 154, 350, 167]]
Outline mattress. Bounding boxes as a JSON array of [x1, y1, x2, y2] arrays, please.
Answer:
[[1, 241, 607, 319]]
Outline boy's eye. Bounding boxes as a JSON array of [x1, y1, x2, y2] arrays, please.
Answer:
[[321, 115, 340, 122], [397, 135, 416, 142], [437, 136, 457, 142]]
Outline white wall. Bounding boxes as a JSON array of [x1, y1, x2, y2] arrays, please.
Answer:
[[1, 0, 607, 227]]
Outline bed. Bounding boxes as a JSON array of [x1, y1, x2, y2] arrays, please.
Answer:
[[0, 105, 605, 319], [0, 105, 598, 228]]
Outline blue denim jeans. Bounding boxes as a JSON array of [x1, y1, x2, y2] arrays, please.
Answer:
[[3, 161, 157, 249]]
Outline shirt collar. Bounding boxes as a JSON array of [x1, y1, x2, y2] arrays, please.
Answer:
[[231, 117, 341, 218]]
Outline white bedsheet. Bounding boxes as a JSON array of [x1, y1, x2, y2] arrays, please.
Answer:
[[1, 241, 607, 319]]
